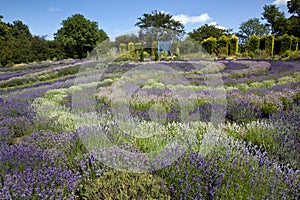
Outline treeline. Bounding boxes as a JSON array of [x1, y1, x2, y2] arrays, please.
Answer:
[[200, 34, 299, 57], [1, 1, 300, 66], [0, 18, 60, 66], [0, 14, 108, 67]]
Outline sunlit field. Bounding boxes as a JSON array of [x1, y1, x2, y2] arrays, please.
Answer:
[[0, 59, 300, 199]]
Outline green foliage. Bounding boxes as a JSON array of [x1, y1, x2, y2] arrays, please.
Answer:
[[259, 36, 266, 50], [189, 24, 230, 43], [286, 16, 300, 38], [128, 42, 135, 57], [134, 42, 142, 59], [151, 40, 158, 60], [54, 14, 108, 59], [217, 35, 229, 56], [287, 0, 300, 17], [280, 34, 292, 54], [119, 43, 127, 53], [0, 18, 14, 66], [262, 4, 287, 35], [229, 35, 239, 55], [253, 49, 271, 59], [114, 34, 139, 49], [179, 37, 195, 54], [202, 37, 217, 54], [291, 35, 299, 51], [135, 10, 184, 36], [9, 20, 33, 64], [82, 170, 171, 200], [247, 35, 260, 52], [238, 17, 270, 40], [265, 34, 275, 56], [290, 50, 300, 59], [128, 42, 135, 52]]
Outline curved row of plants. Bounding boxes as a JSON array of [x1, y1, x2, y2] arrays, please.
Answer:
[[0, 60, 299, 199]]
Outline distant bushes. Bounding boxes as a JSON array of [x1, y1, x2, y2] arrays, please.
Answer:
[[199, 33, 299, 59]]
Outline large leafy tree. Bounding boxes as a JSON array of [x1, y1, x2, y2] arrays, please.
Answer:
[[135, 10, 184, 34], [188, 24, 230, 43], [0, 16, 14, 66], [287, 0, 300, 17], [9, 20, 33, 63], [30, 36, 49, 61], [238, 18, 270, 38], [262, 4, 287, 35], [54, 14, 108, 59], [286, 0, 300, 37], [237, 18, 270, 46]]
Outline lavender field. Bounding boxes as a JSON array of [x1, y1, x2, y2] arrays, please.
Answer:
[[0, 59, 300, 199]]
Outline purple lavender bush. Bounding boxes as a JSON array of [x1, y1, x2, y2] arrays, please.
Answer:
[[155, 138, 299, 200]]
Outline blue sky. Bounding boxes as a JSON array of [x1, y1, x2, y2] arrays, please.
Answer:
[[0, 0, 290, 40]]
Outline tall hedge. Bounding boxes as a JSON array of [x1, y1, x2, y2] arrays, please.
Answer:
[[259, 36, 266, 50], [151, 41, 158, 56], [119, 43, 127, 53], [128, 42, 135, 57], [280, 34, 292, 54], [202, 37, 217, 54], [134, 42, 142, 58], [274, 37, 281, 55], [291, 36, 299, 51], [229, 35, 239, 55], [247, 35, 260, 52], [217, 35, 229, 56], [265, 35, 275, 56]]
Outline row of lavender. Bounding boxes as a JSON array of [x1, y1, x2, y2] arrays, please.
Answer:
[[0, 60, 299, 199]]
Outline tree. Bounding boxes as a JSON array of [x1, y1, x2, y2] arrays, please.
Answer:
[[238, 18, 270, 38], [135, 10, 184, 34], [179, 37, 195, 54], [114, 34, 139, 48], [54, 14, 108, 59], [286, 16, 300, 37], [287, 0, 300, 17], [30, 36, 49, 61], [98, 29, 109, 44], [262, 4, 287, 35], [10, 20, 33, 63], [237, 18, 270, 46], [0, 16, 14, 66], [10, 20, 32, 38], [188, 24, 230, 43], [287, 0, 300, 38]]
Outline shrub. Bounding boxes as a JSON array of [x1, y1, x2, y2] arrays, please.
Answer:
[[119, 43, 127, 54], [135, 42, 142, 59], [128, 42, 135, 57], [253, 49, 270, 59], [229, 35, 239, 55], [151, 41, 158, 57], [247, 35, 260, 52], [217, 35, 229, 56], [259, 36, 266, 50], [202, 37, 217, 54], [290, 50, 300, 60], [226, 99, 262, 124], [83, 170, 171, 200], [274, 37, 281, 55], [280, 34, 292, 55]]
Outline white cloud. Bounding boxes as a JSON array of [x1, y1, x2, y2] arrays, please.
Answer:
[[172, 13, 212, 25], [208, 22, 226, 30], [49, 7, 61, 12], [272, 0, 288, 5]]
